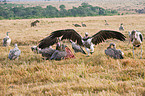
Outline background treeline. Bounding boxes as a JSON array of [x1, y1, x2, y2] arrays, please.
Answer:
[[0, 2, 118, 19], [135, 8, 145, 14]]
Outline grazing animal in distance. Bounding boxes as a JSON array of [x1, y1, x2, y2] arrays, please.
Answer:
[[73, 24, 81, 27], [105, 20, 109, 25], [31, 20, 40, 27], [3, 32, 11, 47], [81, 22, 86, 27], [128, 30, 143, 59], [8, 44, 21, 60], [70, 40, 86, 54], [38, 29, 126, 56], [105, 43, 124, 59], [119, 23, 124, 31]]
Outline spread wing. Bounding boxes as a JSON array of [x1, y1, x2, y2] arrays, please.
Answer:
[[50, 29, 83, 46], [92, 30, 126, 45], [38, 36, 58, 49], [38, 29, 83, 49]]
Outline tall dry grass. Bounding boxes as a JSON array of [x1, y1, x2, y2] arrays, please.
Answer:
[[0, 14, 145, 95]]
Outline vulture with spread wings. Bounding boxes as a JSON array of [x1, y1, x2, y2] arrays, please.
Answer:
[[38, 29, 126, 56]]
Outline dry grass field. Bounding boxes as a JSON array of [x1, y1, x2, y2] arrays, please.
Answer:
[[0, 14, 145, 95]]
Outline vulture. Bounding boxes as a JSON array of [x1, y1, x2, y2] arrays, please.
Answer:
[[31, 46, 39, 53], [38, 29, 126, 56], [34, 37, 75, 60], [69, 40, 86, 54], [3, 32, 11, 47], [31, 46, 56, 60], [73, 24, 81, 27], [105, 20, 109, 25], [105, 43, 124, 59], [8, 44, 21, 60], [50, 44, 75, 60], [128, 30, 143, 59], [119, 23, 124, 31], [81, 22, 86, 27]]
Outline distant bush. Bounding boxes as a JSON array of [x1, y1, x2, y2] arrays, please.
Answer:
[[0, 2, 118, 19]]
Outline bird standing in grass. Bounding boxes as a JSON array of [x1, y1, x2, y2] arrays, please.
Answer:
[[31, 46, 56, 60], [128, 30, 143, 59], [69, 40, 86, 54], [81, 22, 86, 27], [50, 44, 75, 60], [8, 44, 21, 60], [119, 23, 124, 31], [105, 43, 124, 59], [73, 24, 81, 27], [3, 32, 11, 47], [105, 20, 109, 25]]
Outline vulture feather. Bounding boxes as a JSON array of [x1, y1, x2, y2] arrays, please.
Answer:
[[38, 29, 126, 56]]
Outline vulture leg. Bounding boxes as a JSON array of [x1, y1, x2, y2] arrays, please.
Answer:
[[141, 45, 142, 59], [90, 44, 94, 54], [133, 46, 135, 59], [85, 47, 90, 56]]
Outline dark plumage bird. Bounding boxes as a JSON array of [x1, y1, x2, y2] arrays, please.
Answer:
[[81, 22, 86, 27], [69, 40, 86, 54], [31, 46, 56, 60], [8, 44, 21, 60], [38, 36, 59, 49], [39, 48, 56, 60], [105, 43, 124, 59], [50, 44, 75, 60], [73, 24, 81, 27], [37, 36, 75, 60], [31, 46, 40, 53], [38, 29, 126, 56], [119, 23, 124, 31], [3, 32, 11, 47], [105, 20, 109, 25], [128, 30, 143, 59]]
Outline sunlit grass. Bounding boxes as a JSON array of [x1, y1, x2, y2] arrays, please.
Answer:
[[0, 14, 145, 95]]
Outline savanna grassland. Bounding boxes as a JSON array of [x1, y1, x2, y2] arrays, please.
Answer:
[[9, 0, 145, 14], [0, 14, 145, 95]]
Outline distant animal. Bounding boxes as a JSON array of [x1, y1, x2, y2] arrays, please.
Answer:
[[38, 29, 126, 56], [69, 40, 86, 54], [128, 30, 143, 59], [105, 43, 124, 59], [119, 23, 124, 31], [105, 20, 109, 25], [3, 32, 11, 47], [31, 20, 40, 27], [73, 24, 81, 27], [8, 44, 21, 60], [81, 22, 86, 27]]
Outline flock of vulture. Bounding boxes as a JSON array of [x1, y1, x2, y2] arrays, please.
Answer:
[[2, 21, 143, 60]]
